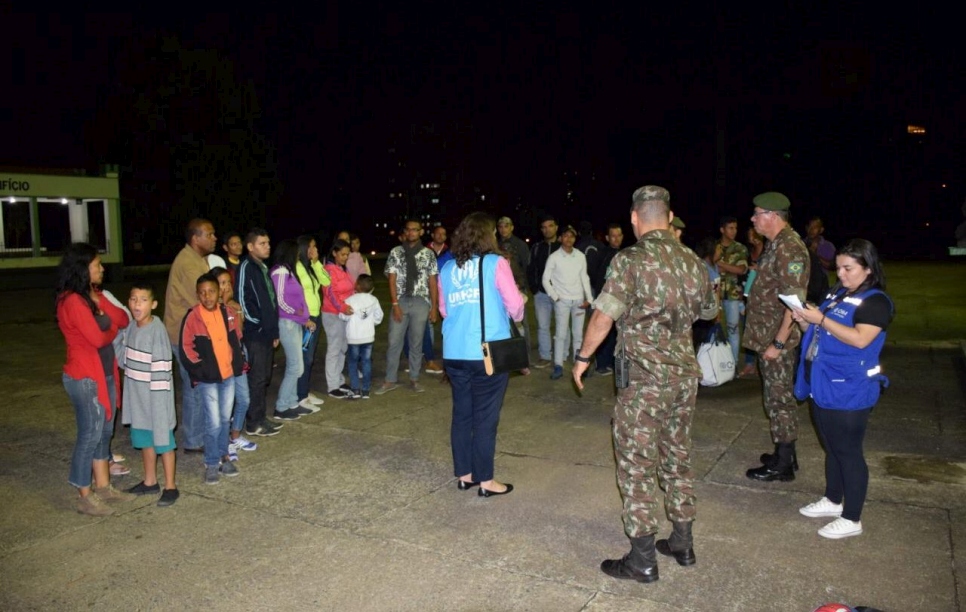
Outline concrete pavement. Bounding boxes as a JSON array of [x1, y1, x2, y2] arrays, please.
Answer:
[[0, 283, 964, 611]]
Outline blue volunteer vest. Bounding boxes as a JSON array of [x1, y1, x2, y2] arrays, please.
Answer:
[[440, 254, 512, 360], [794, 288, 891, 410]]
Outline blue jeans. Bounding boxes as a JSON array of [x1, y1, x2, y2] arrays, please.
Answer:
[[63, 374, 116, 488], [553, 298, 586, 366], [198, 378, 235, 467], [276, 318, 305, 410], [231, 370, 250, 433], [723, 299, 743, 364], [385, 296, 430, 383], [534, 292, 554, 360], [445, 359, 509, 483], [346, 343, 374, 391], [173, 342, 204, 450], [297, 314, 321, 400]]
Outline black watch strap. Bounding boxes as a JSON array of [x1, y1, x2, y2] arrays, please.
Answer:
[[574, 354, 592, 364]]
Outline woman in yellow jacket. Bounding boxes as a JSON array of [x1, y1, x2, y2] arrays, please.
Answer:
[[295, 234, 330, 410]]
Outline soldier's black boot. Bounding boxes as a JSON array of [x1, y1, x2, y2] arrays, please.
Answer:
[[600, 535, 659, 583], [746, 441, 796, 482], [656, 521, 696, 566], [759, 443, 800, 471]]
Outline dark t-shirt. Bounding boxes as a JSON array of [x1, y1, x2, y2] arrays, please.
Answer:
[[853, 292, 893, 330]]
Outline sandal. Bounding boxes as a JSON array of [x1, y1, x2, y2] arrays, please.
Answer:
[[109, 461, 131, 476]]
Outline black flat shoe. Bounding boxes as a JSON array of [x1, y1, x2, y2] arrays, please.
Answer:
[[126, 481, 161, 495], [478, 484, 514, 497], [457, 480, 480, 491]]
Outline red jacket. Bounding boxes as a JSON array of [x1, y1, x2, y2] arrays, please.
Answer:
[[322, 263, 355, 315], [57, 291, 129, 420]]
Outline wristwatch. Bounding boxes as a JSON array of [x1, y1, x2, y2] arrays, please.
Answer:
[[574, 354, 592, 364], [771, 339, 785, 350]]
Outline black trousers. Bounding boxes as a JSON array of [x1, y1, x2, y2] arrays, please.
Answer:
[[812, 403, 872, 521], [244, 337, 275, 428]]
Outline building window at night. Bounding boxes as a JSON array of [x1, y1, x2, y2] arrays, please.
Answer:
[[907, 125, 926, 134]]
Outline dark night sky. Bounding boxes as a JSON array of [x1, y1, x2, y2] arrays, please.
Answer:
[[4, 6, 965, 255]]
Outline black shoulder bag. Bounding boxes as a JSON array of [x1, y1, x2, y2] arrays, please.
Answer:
[[478, 254, 529, 375]]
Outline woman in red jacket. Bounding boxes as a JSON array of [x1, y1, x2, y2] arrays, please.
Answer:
[[56, 243, 134, 516]]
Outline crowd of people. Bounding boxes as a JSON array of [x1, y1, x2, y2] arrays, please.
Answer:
[[55, 190, 894, 587]]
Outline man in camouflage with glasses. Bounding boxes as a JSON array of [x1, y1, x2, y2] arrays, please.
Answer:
[[743, 192, 810, 483], [573, 185, 717, 584]]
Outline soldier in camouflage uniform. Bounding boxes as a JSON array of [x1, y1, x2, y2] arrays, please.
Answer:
[[742, 192, 810, 482], [713, 216, 749, 364], [574, 185, 717, 584]]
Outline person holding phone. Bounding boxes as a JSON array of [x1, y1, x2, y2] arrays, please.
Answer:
[[790, 239, 893, 539]]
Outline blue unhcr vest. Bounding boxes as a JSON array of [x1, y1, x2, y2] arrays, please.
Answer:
[[440, 254, 512, 360], [794, 288, 892, 410]]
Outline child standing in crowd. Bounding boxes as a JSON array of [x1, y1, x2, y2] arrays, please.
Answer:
[[122, 283, 179, 506], [180, 273, 245, 485], [211, 267, 258, 461], [340, 274, 384, 399]]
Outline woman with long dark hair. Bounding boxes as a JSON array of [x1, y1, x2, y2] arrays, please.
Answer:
[[791, 239, 894, 539], [270, 238, 316, 420], [322, 239, 357, 398], [295, 234, 330, 410], [56, 243, 134, 515], [438, 212, 525, 497]]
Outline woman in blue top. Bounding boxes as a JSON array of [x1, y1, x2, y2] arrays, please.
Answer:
[[791, 239, 893, 540], [438, 212, 525, 497]]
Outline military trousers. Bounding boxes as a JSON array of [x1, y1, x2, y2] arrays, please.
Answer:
[[759, 347, 800, 444], [612, 367, 698, 538]]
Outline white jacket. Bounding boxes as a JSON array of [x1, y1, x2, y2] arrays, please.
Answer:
[[339, 292, 384, 344]]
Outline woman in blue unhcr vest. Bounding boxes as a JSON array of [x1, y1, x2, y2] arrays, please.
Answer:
[[438, 212, 525, 498], [790, 239, 894, 540]]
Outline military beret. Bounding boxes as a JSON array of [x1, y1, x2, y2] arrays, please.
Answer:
[[632, 185, 671, 205], [752, 191, 791, 211], [670, 216, 686, 229]]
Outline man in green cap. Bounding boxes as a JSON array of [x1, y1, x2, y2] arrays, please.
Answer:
[[743, 191, 810, 481], [670, 216, 685, 242]]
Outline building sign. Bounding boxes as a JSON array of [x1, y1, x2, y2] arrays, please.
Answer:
[[0, 173, 119, 199]]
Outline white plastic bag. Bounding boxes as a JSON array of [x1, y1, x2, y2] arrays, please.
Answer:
[[697, 325, 735, 386]]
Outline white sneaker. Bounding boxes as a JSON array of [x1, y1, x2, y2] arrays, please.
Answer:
[[229, 435, 257, 452], [307, 392, 326, 406], [818, 517, 862, 539], [299, 397, 322, 413], [799, 497, 844, 518]]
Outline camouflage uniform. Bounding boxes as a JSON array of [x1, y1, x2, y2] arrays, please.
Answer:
[[594, 210, 717, 538], [742, 225, 809, 443]]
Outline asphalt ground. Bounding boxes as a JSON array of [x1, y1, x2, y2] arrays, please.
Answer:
[[0, 261, 964, 611]]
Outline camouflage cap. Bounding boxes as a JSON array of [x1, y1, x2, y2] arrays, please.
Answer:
[[560, 224, 578, 238], [670, 216, 686, 229], [752, 191, 791, 211], [497, 216, 513, 226], [632, 185, 671, 205]]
